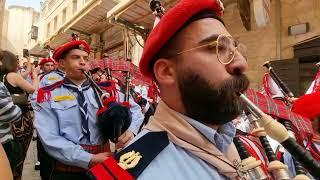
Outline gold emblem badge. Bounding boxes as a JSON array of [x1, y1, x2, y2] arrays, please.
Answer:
[[118, 151, 142, 170], [48, 76, 60, 81]]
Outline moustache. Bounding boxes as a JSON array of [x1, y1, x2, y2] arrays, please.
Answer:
[[218, 74, 250, 96]]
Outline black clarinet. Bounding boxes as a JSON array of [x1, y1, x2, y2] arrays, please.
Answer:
[[245, 111, 291, 179], [263, 61, 294, 98], [233, 136, 268, 180], [239, 93, 320, 178]]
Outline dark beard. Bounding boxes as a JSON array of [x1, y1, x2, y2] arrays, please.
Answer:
[[178, 69, 250, 125]]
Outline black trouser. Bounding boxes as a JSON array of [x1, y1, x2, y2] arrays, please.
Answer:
[[37, 140, 55, 180]]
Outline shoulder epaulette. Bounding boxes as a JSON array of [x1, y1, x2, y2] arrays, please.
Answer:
[[87, 131, 169, 180], [37, 80, 65, 103]]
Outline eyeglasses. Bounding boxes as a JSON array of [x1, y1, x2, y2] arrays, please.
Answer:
[[171, 34, 247, 65]]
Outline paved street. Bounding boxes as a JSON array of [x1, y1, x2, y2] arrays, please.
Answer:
[[22, 139, 40, 180]]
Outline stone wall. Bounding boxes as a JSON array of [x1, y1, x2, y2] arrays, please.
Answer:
[[5, 6, 39, 57], [223, 0, 320, 89]]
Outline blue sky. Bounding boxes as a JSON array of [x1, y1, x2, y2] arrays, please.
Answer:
[[5, 0, 41, 11]]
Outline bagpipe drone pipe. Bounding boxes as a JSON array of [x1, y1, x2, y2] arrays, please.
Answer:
[[241, 110, 295, 180], [238, 92, 320, 178], [262, 61, 318, 178]]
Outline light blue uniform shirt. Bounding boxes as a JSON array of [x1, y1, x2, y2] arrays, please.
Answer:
[[34, 83, 144, 169], [132, 113, 236, 180]]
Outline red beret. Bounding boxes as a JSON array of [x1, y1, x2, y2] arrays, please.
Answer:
[[292, 91, 320, 120], [53, 40, 90, 61], [39, 58, 55, 66], [139, 0, 224, 78]]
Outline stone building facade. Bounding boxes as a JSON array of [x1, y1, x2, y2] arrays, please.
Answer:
[[2, 5, 39, 58], [224, 0, 320, 94]]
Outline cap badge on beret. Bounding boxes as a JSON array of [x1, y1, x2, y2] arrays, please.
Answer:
[[79, 44, 85, 51]]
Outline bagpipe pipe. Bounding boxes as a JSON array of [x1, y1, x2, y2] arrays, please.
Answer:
[[262, 61, 317, 178], [241, 111, 294, 180], [263, 61, 294, 98], [238, 92, 320, 178], [233, 134, 269, 180], [81, 69, 132, 145]]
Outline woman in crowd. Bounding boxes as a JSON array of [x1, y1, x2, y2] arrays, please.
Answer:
[[0, 50, 40, 180]]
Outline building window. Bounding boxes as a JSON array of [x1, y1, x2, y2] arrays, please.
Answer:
[[72, 0, 78, 14], [54, 16, 58, 31], [62, 8, 67, 23], [47, 23, 50, 37]]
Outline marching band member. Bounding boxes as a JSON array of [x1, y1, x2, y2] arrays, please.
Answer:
[[38, 58, 55, 79], [38, 58, 65, 88], [33, 39, 144, 180]]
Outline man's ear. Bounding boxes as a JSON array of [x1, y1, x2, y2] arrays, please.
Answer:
[[59, 59, 66, 68], [153, 58, 177, 86]]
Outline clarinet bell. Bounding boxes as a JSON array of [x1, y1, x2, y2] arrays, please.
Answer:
[[97, 102, 132, 143]]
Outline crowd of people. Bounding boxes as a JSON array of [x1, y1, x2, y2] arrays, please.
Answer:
[[0, 0, 319, 180]]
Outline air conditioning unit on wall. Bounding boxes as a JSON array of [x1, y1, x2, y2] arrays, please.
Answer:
[[31, 26, 39, 39], [288, 23, 309, 36]]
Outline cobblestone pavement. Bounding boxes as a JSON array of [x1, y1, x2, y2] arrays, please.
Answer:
[[22, 139, 40, 180]]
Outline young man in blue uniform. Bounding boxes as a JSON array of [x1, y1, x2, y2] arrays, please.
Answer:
[[34, 40, 144, 180]]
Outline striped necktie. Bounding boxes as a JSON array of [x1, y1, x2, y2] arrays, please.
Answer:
[[63, 78, 91, 141]]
